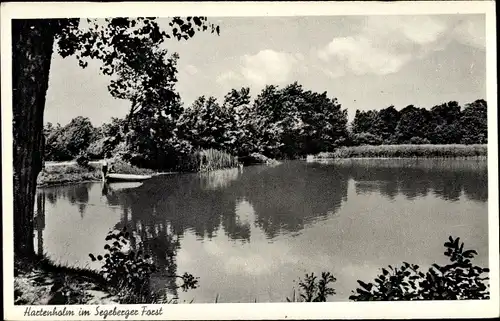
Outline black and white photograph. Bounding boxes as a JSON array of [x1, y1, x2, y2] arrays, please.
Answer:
[[2, 1, 499, 320]]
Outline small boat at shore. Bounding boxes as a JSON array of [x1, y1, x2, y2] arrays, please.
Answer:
[[105, 173, 152, 182]]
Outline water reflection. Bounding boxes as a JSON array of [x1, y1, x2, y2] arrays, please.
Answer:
[[36, 159, 488, 248], [199, 168, 241, 190], [100, 163, 350, 243], [327, 159, 488, 202], [44, 183, 92, 217], [34, 159, 488, 302]]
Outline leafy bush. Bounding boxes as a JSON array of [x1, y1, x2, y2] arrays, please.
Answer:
[[89, 227, 156, 296], [89, 227, 199, 303], [287, 272, 336, 302], [44, 117, 97, 161], [238, 152, 279, 166], [351, 132, 383, 146], [108, 158, 155, 175], [86, 138, 106, 159], [349, 236, 490, 301], [76, 153, 91, 167]]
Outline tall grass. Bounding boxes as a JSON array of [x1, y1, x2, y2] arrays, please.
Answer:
[[317, 144, 487, 159], [179, 149, 239, 172]]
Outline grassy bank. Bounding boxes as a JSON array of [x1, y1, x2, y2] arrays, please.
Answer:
[[37, 164, 101, 187], [39, 149, 277, 187], [315, 144, 487, 159], [14, 256, 118, 305], [37, 159, 155, 187]]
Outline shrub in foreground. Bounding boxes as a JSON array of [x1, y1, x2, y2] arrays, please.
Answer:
[[287, 236, 489, 302], [349, 236, 489, 301], [287, 272, 336, 302], [89, 227, 198, 304]]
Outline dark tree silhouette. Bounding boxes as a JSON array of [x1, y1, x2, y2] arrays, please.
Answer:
[[12, 17, 219, 259]]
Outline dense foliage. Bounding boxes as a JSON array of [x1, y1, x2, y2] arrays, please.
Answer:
[[285, 236, 489, 303], [40, 18, 487, 169], [350, 100, 487, 145], [44, 88, 487, 168], [349, 236, 490, 301], [89, 227, 198, 303]]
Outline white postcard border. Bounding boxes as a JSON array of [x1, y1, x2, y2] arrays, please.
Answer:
[[2, 1, 499, 320]]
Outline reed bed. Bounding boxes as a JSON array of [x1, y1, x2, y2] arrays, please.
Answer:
[[180, 149, 239, 172], [317, 144, 487, 159], [317, 157, 488, 172], [198, 149, 239, 171]]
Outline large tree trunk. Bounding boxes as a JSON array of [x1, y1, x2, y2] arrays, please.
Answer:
[[12, 20, 56, 259]]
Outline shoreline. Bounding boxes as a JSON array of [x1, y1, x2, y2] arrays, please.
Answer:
[[37, 179, 102, 188], [36, 172, 178, 188], [37, 154, 487, 188], [311, 156, 488, 160], [14, 256, 119, 305], [312, 144, 487, 160]]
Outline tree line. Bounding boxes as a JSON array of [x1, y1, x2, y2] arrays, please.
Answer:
[[43, 89, 487, 169], [350, 99, 487, 146]]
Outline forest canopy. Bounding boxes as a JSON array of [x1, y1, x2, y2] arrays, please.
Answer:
[[43, 84, 488, 170]]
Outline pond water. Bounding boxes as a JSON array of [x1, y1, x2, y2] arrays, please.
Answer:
[[34, 159, 489, 302]]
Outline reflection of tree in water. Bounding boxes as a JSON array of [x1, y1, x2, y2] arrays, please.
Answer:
[[430, 172, 463, 202], [103, 173, 243, 297], [221, 202, 251, 241], [105, 163, 350, 244], [114, 217, 182, 299], [45, 189, 58, 205], [342, 159, 488, 202], [98, 158, 487, 294], [35, 185, 90, 255], [235, 163, 349, 239], [379, 181, 399, 200], [34, 191, 46, 256], [105, 176, 226, 241], [198, 168, 240, 190], [39, 183, 91, 216], [100, 164, 349, 296], [462, 169, 488, 202]]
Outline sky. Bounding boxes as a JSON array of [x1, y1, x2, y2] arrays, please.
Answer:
[[44, 14, 486, 126]]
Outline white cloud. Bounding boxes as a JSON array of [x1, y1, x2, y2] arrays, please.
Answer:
[[451, 17, 486, 49], [362, 16, 447, 45], [320, 36, 413, 76], [217, 49, 299, 87], [216, 70, 243, 86], [318, 15, 482, 77], [241, 50, 298, 86], [184, 64, 199, 76]]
